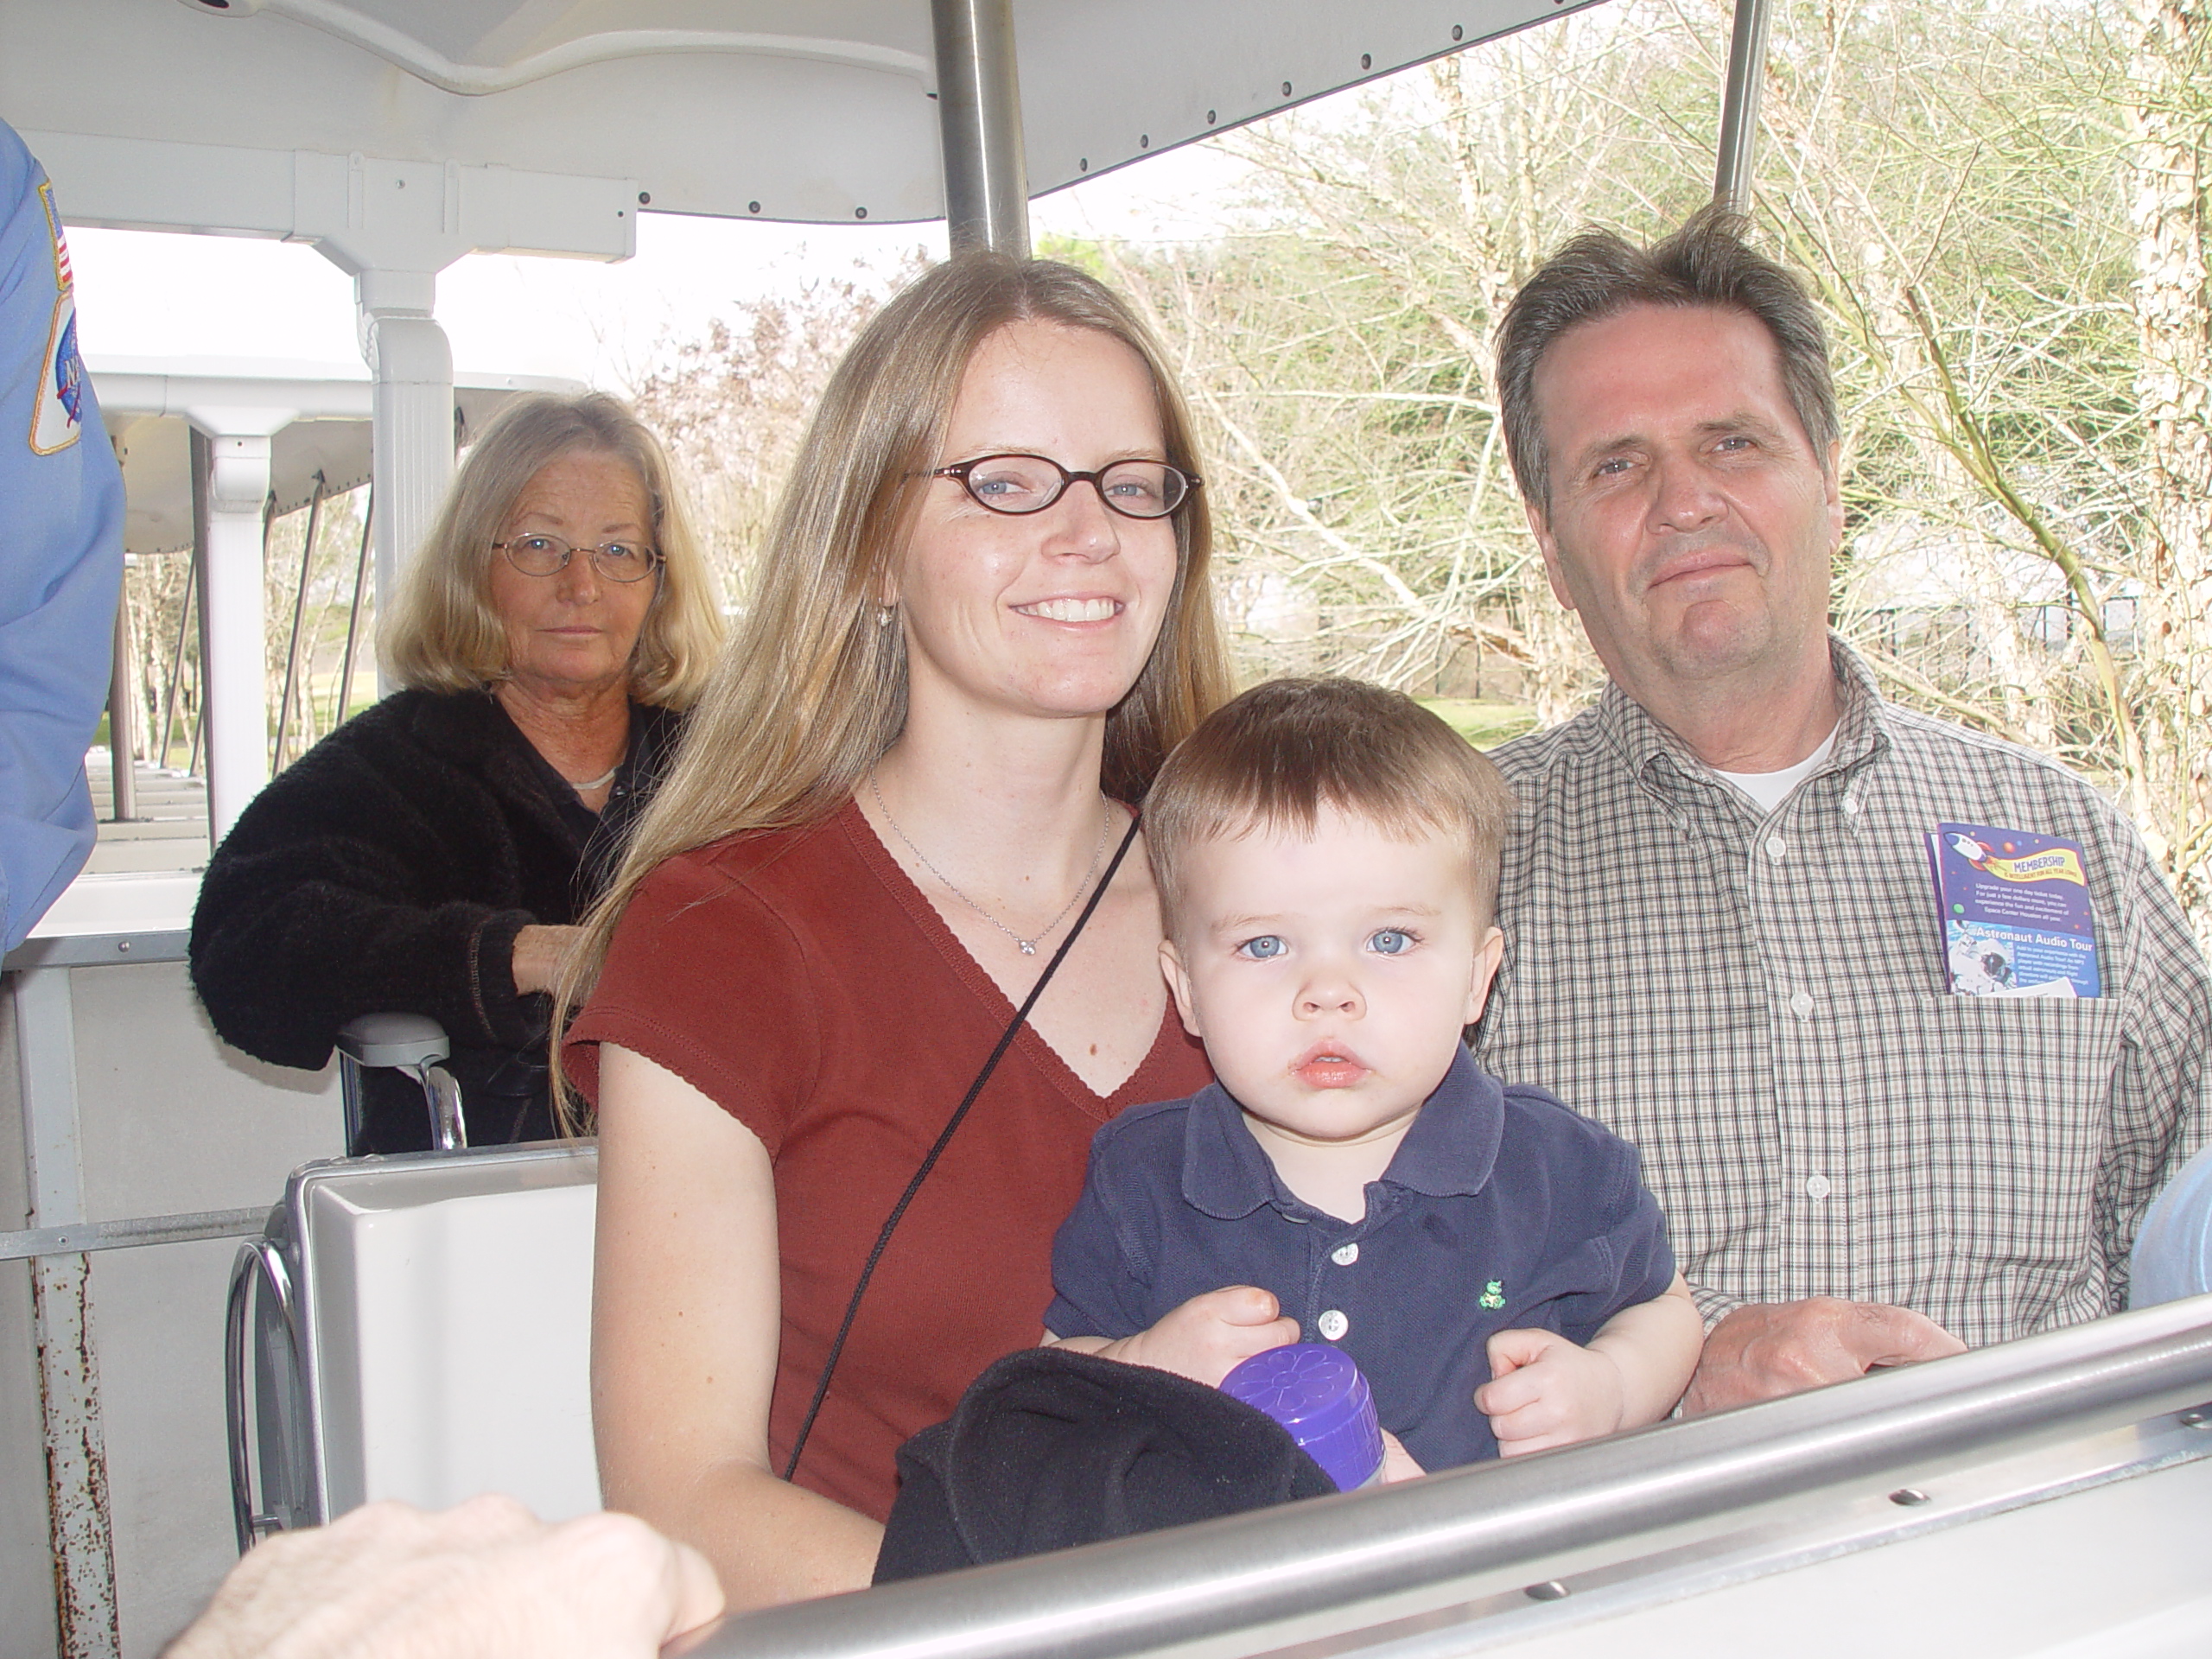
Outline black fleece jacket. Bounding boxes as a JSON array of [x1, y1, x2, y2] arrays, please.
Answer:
[[188, 689, 680, 1153], [874, 1347, 1334, 1582]]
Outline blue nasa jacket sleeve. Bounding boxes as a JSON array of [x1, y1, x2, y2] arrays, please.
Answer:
[[0, 120, 125, 951]]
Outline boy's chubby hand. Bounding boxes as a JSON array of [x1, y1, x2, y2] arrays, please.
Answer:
[[1475, 1328, 1626, 1456], [1058, 1287, 1299, 1387]]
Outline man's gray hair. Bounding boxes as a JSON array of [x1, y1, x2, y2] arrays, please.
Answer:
[[1496, 206, 1838, 515]]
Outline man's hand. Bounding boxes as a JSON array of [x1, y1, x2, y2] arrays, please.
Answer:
[[1476, 1328, 1627, 1456], [1681, 1298, 1967, 1415], [164, 1495, 724, 1659], [1057, 1286, 1299, 1387]]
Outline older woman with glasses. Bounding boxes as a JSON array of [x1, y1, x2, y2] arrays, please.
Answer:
[[557, 256, 1227, 1609], [190, 391, 721, 1153]]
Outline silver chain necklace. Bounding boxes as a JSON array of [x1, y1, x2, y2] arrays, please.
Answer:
[[869, 775, 1113, 956]]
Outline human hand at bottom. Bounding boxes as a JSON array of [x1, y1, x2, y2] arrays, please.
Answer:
[[1475, 1328, 1626, 1456], [1681, 1299, 1967, 1415], [1076, 1286, 1300, 1387], [163, 1494, 724, 1659]]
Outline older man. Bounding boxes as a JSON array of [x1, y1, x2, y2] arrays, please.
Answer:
[[1472, 208, 2212, 1413]]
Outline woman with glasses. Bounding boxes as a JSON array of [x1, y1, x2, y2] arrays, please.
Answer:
[[559, 257, 1228, 1608], [190, 391, 721, 1152]]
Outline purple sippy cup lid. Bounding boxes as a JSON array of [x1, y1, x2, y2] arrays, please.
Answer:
[[1220, 1343, 1383, 1491]]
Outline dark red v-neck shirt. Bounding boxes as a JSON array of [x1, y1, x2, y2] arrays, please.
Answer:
[[565, 798, 1210, 1521]]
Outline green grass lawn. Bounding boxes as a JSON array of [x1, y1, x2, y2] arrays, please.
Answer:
[[1418, 699, 1537, 750]]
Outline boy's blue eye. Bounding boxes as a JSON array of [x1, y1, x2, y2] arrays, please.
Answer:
[[1370, 929, 1412, 956], [1236, 935, 1287, 960]]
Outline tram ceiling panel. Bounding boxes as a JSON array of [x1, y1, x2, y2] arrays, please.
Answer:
[[95, 361, 582, 553], [7, 0, 1609, 232], [1014, 0, 1609, 207]]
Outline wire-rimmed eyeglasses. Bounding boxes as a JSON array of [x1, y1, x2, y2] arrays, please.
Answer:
[[493, 534, 663, 583], [931, 454, 1201, 519]]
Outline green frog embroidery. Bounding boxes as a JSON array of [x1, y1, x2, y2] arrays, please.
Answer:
[[1479, 1279, 1505, 1310]]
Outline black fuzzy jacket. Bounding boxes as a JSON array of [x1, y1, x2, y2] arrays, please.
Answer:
[[874, 1348, 1333, 1582], [189, 689, 680, 1154]]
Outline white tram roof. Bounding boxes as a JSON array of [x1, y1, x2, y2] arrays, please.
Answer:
[[10, 0, 1624, 855], [10, 0, 1597, 245]]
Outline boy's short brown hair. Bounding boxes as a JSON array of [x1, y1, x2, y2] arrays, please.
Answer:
[[1145, 677, 1516, 931]]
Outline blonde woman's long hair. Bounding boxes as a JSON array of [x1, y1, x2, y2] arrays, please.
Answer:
[[380, 390, 721, 709], [554, 254, 1230, 1123]]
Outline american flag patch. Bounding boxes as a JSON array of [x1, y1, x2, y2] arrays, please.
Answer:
[[37, 179, 70, 293]]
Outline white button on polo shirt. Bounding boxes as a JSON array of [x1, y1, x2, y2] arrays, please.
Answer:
[[1331, 1243, 1359, 1267], [1317, 1309, 1351, 1340]]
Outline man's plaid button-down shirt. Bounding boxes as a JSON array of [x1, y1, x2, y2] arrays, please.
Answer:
[[1471, 639, 2212, 1346]]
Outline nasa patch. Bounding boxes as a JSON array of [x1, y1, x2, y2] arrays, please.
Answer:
[[29, 177, 83, 455]]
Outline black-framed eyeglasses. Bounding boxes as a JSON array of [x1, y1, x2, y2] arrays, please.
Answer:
[[493, 534, 663, 583], [931, 454, 1201, 520]]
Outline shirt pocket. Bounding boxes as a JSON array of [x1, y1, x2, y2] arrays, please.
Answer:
[[1853, 993, 2127, 1303]]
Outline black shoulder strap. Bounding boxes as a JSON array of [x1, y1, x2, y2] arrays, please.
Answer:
[[781, 811, 1146, 1482]]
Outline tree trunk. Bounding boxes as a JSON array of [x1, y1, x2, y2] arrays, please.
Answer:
[[2129, 0, 2212, 910]]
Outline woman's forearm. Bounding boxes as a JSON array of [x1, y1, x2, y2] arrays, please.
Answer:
[[594, 1046, 880, 1611], [605, 1457, 882, 1611]]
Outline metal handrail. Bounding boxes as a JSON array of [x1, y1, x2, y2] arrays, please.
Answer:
[[156, 550, 194, 772], [108, 583, 137, 821], [3, 1206, 269, 1263], [334, 487, 372, 734], [272, 472, 325, 770], [422, 1063, 467, 1153], [335, 1013, 467, 1152], [225, 1236, 295, 1552], [697, 1294, 2212, 1659]]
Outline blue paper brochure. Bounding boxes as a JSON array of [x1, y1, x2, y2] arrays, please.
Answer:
[[1923, 822, 2101, 998]]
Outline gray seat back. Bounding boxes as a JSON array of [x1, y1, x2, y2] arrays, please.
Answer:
[[227, 1141, 601, 1546]]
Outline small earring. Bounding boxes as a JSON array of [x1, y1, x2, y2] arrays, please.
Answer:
[[875, 604, 895, 628]]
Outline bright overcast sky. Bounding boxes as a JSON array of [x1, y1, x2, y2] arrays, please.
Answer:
[[67, 140, 1253, 395]]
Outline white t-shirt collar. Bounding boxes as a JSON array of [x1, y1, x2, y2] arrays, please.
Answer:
[[1711, 728, 1840, 816]]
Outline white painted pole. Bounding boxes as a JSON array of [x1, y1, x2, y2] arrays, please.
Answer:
[[106, 577, 137, 822], [200, 431, 274, 843], [359, 270, 454, 695]]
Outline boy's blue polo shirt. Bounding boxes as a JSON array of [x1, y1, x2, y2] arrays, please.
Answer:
[[1046, 1047, 1675, 1471]]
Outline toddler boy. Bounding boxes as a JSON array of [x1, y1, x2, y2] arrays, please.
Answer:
[[1046, 678, 1700, 1472]]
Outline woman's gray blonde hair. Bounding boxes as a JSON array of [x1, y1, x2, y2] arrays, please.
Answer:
[[553, 254, 1231, 1124], [380, 391, 721, 709]]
